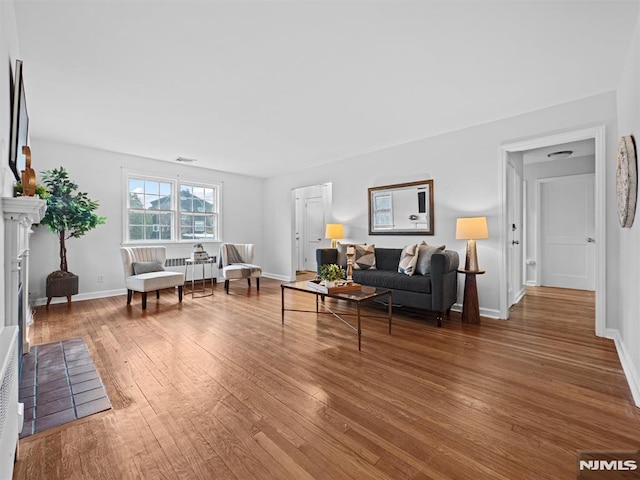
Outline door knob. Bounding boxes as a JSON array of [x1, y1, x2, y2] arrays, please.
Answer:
[[587, 237, 595, 243], [512, 240, 520, 245]]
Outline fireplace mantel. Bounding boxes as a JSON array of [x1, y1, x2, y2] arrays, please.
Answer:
[[2, 196, 46, 221], [3, 196, 47, 353]]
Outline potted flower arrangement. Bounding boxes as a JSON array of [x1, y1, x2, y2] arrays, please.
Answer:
[[319, 264, 346, 288]]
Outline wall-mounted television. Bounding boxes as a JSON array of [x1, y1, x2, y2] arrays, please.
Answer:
[[9, 59, 29, 182]]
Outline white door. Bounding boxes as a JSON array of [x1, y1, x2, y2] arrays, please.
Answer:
[[295, 196, 304, 271], [539, 174, 595, 290], [507, 161, 524, 307], [304, 196, 324, 272]]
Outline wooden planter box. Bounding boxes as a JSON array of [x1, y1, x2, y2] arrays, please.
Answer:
[[46, 273, 79, 306]]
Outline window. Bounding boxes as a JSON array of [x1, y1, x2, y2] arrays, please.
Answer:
[[372, 192, 393, 229], [179, 183, 218, 241], [126, 174, 220, 243]]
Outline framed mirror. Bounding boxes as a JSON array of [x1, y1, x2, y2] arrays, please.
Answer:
[[368, 180, 434, 235]]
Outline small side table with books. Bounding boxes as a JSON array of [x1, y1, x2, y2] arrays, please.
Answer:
[[185, 256, 216, 298]]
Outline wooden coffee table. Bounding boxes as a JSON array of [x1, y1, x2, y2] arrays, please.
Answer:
[[281, 281, 392, 351]]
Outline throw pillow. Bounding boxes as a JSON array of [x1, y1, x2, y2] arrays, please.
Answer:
[[132, 261, 165, 275], [398, 244, 419, 276], [354, 244, 376, 270], [336, 242, 354, 267], [337, 242, 368, 267], [415, 242, 446, 275]]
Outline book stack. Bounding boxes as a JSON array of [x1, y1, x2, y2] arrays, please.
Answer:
[[307, 279, 361, 294]]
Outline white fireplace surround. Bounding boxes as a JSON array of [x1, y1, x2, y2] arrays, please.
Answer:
[[2, 196, 46, 352]]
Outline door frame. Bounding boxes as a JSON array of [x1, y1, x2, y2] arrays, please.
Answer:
[[506, 159, 525, 308], [290, 183, 332, 281], [535, 173, 595, 289], [499, 126, 605, 336]]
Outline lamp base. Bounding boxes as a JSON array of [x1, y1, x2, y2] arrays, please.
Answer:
[[465, 239, 480, 272], [331, 239, 338, 248]]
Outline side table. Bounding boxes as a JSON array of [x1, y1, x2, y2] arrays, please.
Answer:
[[458, 269, 485, 324], [185, 257, 216, 298]]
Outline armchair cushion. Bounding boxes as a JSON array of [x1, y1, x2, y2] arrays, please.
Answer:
[[223, 264, 262, 280], [126, 271, 185, 292]]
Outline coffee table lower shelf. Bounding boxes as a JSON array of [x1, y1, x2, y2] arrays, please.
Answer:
[[281, 281, 393, 351]]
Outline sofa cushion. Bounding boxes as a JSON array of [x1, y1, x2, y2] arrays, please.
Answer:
[[374, 248, 402, 271], [415, 243, 446, 275], [354, 244, 376, 270], [398, 244, 419, 276], [353, 269, 432, 294]]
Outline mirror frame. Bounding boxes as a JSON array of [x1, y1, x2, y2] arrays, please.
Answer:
[[368, 180, 435, 235]]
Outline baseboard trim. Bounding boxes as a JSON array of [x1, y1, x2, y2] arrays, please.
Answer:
[[35, 275, 283, 306], [480, 307, 502, 319], [263, 272, 291, 282], [605, 328, 640, 408], [35, 288, 127, 306], [525, 280, 537, 287], [451, 303, 502, 319]]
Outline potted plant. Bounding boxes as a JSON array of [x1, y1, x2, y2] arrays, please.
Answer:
[[14, 181, 50, 199], [40, 167, 106, 305], [319, 264, 346, 287]]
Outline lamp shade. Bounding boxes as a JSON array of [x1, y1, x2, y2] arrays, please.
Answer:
[[325, 223, 344, 240], [456, 217, 489, 240]]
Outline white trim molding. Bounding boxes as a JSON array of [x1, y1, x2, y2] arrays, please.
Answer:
[[605, 328, 640, 407]]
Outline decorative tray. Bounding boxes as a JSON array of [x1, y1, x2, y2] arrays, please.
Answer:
[[307, 279, 362, 294]]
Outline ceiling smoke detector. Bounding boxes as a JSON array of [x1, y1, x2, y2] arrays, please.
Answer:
[[547, 150, 573, 160], [176, 156, 197, 163]]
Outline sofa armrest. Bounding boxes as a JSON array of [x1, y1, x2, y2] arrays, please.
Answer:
[[431, 250, 460, 275], [316, 248, 338, 275], [431, 250, 460, 312]]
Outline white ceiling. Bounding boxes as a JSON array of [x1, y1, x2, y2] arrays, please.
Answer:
[[13, 0, 640, 178]]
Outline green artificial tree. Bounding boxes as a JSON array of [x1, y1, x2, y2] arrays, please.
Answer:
[[40, 167, 106, 303]]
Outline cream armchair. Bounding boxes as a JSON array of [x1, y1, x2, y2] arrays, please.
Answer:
[[219, 243, 262, 294], [120, 246, 184, 309]]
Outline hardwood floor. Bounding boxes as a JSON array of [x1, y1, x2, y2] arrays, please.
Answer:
[[14, 282, 640, 479]]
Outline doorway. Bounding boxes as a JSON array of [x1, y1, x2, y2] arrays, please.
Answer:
[[500, 127, 605, 336], [291, 183, 332, 280]]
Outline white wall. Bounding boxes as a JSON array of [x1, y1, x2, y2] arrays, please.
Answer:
[[615, 8, 640, 404], [28, 139, 264, 303], [263, 92, 619, 318], [523, 155, 596, 284], [0, 0, 22, 319]]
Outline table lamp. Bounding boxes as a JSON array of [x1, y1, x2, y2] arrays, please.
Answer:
[[456, 216, 489, 272], [325, 223, 344, 248]]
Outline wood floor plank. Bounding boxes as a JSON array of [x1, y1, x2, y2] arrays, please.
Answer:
[[13, 281, 640, 479]]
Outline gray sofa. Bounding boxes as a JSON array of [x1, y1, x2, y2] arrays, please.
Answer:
[[316, 246, 459, 326]]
